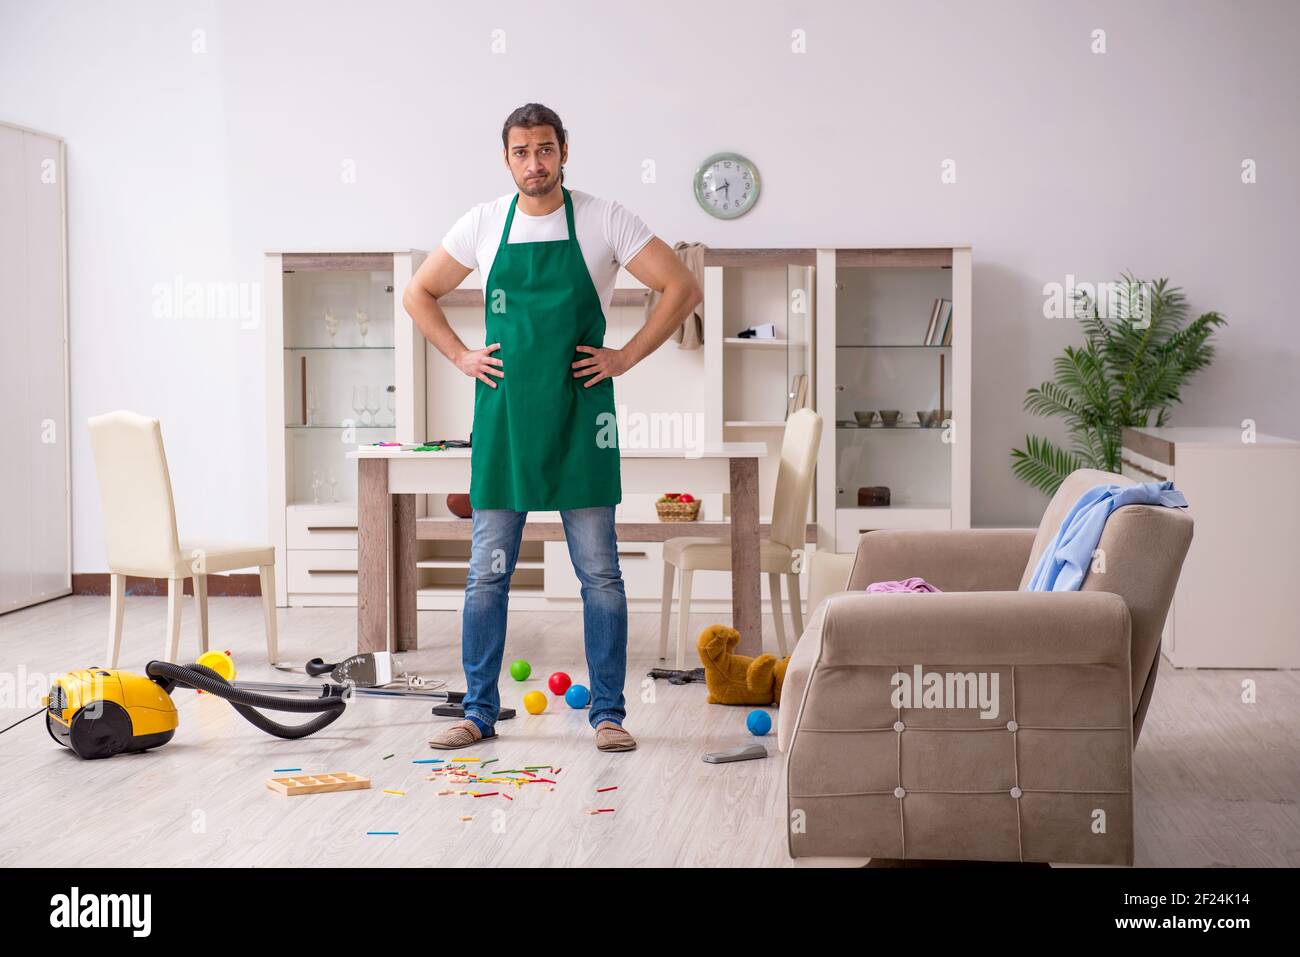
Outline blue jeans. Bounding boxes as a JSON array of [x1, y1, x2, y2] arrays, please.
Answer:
[[461, 506, 628, 730]]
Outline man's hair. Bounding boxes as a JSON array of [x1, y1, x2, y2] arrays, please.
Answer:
[[501, 102, 567, 184]]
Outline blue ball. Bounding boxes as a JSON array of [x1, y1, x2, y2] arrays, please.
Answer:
[[746, 710, 772, 736], [565, 684, 591, 709]]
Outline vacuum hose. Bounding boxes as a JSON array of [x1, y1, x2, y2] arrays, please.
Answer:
[[145, 661, 346, 739]]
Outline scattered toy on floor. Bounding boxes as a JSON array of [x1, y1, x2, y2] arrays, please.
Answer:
[[746, 710, 773, 736], [564, 684, 591, 708], [267, 772, 370, 796], [548, 671, 572, 694], [510, 659, 532, 681], [523, 691, 548, 714], [696, 624, 790, 705]]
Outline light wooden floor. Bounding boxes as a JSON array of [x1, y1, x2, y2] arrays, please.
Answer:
[[1, 596, 1296, 867]]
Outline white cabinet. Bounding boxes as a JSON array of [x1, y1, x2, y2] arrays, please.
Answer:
[[0, 122, 69, 614], [265, 251, 426, 607], [815, 248, 973, 552], [1123, 426, 1300, 668]]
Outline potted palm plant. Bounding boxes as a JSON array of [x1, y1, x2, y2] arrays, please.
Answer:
[[1011, 273, 1226, 495]]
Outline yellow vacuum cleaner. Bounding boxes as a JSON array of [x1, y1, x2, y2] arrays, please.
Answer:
[[43, 651, 346, 760]]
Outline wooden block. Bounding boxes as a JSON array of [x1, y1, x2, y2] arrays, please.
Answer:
[[266, 772, 372, 796]]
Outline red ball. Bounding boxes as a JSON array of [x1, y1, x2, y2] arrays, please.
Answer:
[[548, 672, 572, 695]]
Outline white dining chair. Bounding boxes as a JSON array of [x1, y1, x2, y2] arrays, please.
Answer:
[[87, 410, 279, 667], [659, 408, 823, 669]]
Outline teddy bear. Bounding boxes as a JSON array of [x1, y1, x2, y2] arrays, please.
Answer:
[[696, 623, 790, 705]]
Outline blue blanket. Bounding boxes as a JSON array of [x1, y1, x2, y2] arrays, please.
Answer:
[[1025, 481, 1188, 592]]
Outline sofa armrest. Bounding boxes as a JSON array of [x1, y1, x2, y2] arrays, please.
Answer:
[[777, 589, 1131, 752], [848, 528, 1037, 593]]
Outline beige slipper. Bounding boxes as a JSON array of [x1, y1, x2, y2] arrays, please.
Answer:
[[594, 720, 637, 752], [429, 719, 490, 750]]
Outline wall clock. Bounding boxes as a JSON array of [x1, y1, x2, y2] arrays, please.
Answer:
[[693, 152, 760, 219]]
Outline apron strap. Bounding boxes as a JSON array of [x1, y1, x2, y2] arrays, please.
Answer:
[[562, 186, 577, 244], [496, 193, 519, 255]]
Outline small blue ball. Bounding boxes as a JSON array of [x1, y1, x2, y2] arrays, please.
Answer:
[[565, 684, 591, 709], [746, 710, 772, 736]]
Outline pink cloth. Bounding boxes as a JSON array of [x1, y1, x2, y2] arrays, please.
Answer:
[[865, 577, 941, 594]]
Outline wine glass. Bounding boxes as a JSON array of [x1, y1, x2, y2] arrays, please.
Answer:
[[386, 386, 396, 427], [305, 387, 318, 426], [352, 385, 367, 426], [323, 308, 339, 346], [355, 309, 370, 346], [365, 386, 381, 428], [326, 467, 338, 503], [311, 469, 323, 505]]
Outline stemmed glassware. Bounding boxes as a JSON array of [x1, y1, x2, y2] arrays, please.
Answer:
[[326, 468, 338, 503], [305, 387, 318, 426], [323, 308, 339, 346], [352, 385, 368, 426], [311, 469, 323, 505], [365, 386, 381, 428], [355, 309, 370, 346], [386, 386, 396, 427]]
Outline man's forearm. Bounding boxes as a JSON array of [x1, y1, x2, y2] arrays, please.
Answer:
[[620, 280, 702, 368], [405, 287, 469, 363]]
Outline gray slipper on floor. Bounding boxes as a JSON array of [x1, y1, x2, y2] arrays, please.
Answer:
[[594, 721, 637, 752], [429, 719, 493, 750]]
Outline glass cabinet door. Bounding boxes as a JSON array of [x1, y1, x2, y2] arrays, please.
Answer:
[[786, 263, 813, 418], [283, 269, 396, 505], [834, 265, 953, 510]]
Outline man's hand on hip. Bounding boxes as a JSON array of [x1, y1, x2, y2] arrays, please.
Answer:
[[572, 345, 630, 387], [458, 342, 504, 387]]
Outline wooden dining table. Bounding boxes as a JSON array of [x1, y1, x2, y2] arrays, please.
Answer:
[[347, 442, 771, 658]]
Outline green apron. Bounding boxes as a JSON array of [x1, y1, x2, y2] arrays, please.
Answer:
[[469, 186, 622, 511]]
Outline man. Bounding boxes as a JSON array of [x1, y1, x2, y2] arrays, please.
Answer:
[[404, 103, 703, 753]]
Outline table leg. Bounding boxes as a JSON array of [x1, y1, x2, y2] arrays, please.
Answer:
[[357, 457, 389, 654], [730, 456, 761, 657], [391, 493, 418, 651]]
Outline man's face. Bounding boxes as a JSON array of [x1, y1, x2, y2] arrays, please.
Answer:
[[504, 125, 565, 197]]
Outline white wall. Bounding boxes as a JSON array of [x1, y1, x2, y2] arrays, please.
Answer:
[[1, 0, 1296, 570]]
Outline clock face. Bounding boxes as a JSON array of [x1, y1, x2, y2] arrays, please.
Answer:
[[694, 152, 760, 219]]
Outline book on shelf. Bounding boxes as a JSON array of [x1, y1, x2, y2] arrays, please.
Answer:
[[924, 299, 942, 345], [924, 298, 952, 345]]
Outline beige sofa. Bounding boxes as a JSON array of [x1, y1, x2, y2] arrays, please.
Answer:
[[780, 469, 1193, 865]]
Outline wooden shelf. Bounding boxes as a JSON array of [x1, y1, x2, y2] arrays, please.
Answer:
[[282, 252, 399, 272], [418, 582, 543, 596], [415, 517, 816, 543], [723, 337, 787, 347], [415, 558, 542, 570]]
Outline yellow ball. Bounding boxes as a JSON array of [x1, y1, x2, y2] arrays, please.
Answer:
[[195, 649, 236, 681], [523, 691, 548, 715]]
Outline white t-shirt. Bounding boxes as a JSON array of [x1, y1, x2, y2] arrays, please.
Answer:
[[440, 188, 655, 319]]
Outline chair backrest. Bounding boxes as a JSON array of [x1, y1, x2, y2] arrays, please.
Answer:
[[87, 411, 183, 578], [769, 408, 823, 552], [1020, 468, 1194, 742]]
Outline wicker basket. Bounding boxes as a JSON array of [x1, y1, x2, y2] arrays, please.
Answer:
[[655, 498, 701, 522]]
